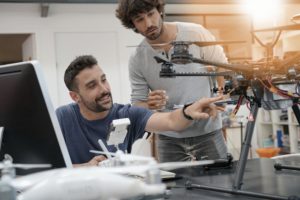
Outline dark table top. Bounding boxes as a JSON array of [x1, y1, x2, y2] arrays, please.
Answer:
[[165, 158, 300, 200]]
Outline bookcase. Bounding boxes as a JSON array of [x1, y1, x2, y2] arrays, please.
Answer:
[[256, 107, 300, 154]]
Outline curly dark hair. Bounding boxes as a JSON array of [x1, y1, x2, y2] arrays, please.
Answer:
[[116, 0, 165, 31], [64, 55, 98, 91]]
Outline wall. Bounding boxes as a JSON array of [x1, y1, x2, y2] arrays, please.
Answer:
[[0, 3, 142, 107]]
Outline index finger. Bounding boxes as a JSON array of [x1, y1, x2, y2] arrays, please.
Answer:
[[201, 95, 224, 104]]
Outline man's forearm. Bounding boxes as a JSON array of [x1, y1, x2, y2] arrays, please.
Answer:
[[146, 109, 192, 133], [133, 101, 149, 108], [168, 108, 193, 131]]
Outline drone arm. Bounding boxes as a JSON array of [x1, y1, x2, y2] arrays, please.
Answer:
[[192, 57, 252, 74]]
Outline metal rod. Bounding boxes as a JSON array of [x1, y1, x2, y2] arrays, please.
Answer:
[[233, 103, 259, 190], [186, 182, 295, 200], [160, 72, 233, 77], [292, 103, 300, 126], [274, 163, 300, 171]]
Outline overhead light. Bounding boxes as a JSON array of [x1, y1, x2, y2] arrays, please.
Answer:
[[242, 0, 281, 22]]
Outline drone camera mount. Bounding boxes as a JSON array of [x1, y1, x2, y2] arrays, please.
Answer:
[[107, 118, 130, 147], [159, 61, 176, 78]]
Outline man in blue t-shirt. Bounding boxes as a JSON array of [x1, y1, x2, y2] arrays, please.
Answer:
[[56, 55, 223, 167]]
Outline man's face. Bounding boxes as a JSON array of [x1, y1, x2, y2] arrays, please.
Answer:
[[131, 8, 163, 41], [73, 65, 113, 113]]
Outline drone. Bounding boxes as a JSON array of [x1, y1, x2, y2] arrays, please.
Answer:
[[154, 29, 300, 111], [0, 154, 51, 200], [151, 22, 300, 200], [10, 157, 216, 200], [1, 119, 217, 200]]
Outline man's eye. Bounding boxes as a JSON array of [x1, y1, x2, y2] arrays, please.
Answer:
[[135, 18, 143, 23], [88, 84, 96, 89], [148, 12, 154, 17]]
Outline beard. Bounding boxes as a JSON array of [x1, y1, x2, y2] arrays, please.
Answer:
[[144, 18, 164, 41], [80, 92, 113, 113]]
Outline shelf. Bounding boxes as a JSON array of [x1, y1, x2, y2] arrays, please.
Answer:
[[259, 122, 273, 125], [273, 122, 289, 125], [256, 107, 299, 154]]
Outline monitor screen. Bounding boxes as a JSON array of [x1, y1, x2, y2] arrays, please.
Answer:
[[0, 61, 72, 174]]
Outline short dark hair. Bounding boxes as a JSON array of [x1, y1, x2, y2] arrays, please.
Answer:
[[64, 55, 98, 91], [116, 0, 165, 31]]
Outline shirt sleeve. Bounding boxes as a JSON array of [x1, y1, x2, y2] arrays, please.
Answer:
[[128, 105, 153, 140], [198, 26, 228, 64], [185, 24, 227, 65]]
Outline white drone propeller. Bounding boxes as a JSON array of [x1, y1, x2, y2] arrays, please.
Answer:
[[90, 150, 154, 162], [90, 149, 214, 170], [0, 163, 52, 170], [155, 160, 214, 171], [0, 154, 51, 170]]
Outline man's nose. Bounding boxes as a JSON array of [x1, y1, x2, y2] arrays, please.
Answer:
[[145, 16, 153, 27], [99, 83, 108, 92]]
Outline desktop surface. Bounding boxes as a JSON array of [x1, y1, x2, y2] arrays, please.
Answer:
[[167, 158, 300, 200]]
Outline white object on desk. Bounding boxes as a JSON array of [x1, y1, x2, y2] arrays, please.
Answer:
[[107, 118, 130, 146], [131, 133, 152, 157]]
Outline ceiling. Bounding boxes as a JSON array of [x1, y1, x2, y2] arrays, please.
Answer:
[[0, 0, 299, 4]]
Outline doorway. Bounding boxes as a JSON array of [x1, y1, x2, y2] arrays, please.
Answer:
[[0, 34, 36, 65]]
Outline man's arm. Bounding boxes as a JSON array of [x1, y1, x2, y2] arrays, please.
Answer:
[[73, 155, 107, 168], [145, 96, 223, 133]]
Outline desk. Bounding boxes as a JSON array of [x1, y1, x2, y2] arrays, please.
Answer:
[[167, 158, 300, 200]]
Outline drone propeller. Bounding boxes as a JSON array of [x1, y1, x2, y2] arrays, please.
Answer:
[[0, 154, 51, 170], [155, 160, 214, 171], [128, 40, 246, 48], [8, 164, 51, 170], [191, 40, 246, 47], [90, 150, 154, 162], [90, 149, 216, 172], [0, 163, 52, 170], [253, 24, 300, 32]]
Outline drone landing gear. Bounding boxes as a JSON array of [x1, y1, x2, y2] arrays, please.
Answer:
[[185, 100, 300, 200]]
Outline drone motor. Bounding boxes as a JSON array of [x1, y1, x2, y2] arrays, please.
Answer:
[[170, 41, 193, 64]]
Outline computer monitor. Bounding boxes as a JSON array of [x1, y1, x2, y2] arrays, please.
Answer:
[[0, 61, 72, 174]]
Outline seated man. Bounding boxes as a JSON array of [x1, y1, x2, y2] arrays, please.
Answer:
[[56, 55, 223, 167]]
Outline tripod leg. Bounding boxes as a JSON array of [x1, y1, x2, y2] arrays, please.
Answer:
[[233, 103, 259, 190]]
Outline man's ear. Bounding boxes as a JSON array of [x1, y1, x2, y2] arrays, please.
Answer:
[[69, 91, 80, 103]]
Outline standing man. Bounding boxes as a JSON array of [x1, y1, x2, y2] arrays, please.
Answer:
[[116, 0, 228, 162], [56, 55, 223, 167]]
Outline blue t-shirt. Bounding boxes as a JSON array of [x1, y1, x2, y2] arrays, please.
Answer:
[[56, 103, 153, 164]]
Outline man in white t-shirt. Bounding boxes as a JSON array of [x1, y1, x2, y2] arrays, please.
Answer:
[[116, 0, 228, 162]]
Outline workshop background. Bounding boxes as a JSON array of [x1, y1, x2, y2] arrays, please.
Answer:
[[1, 0, 300, 159]]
